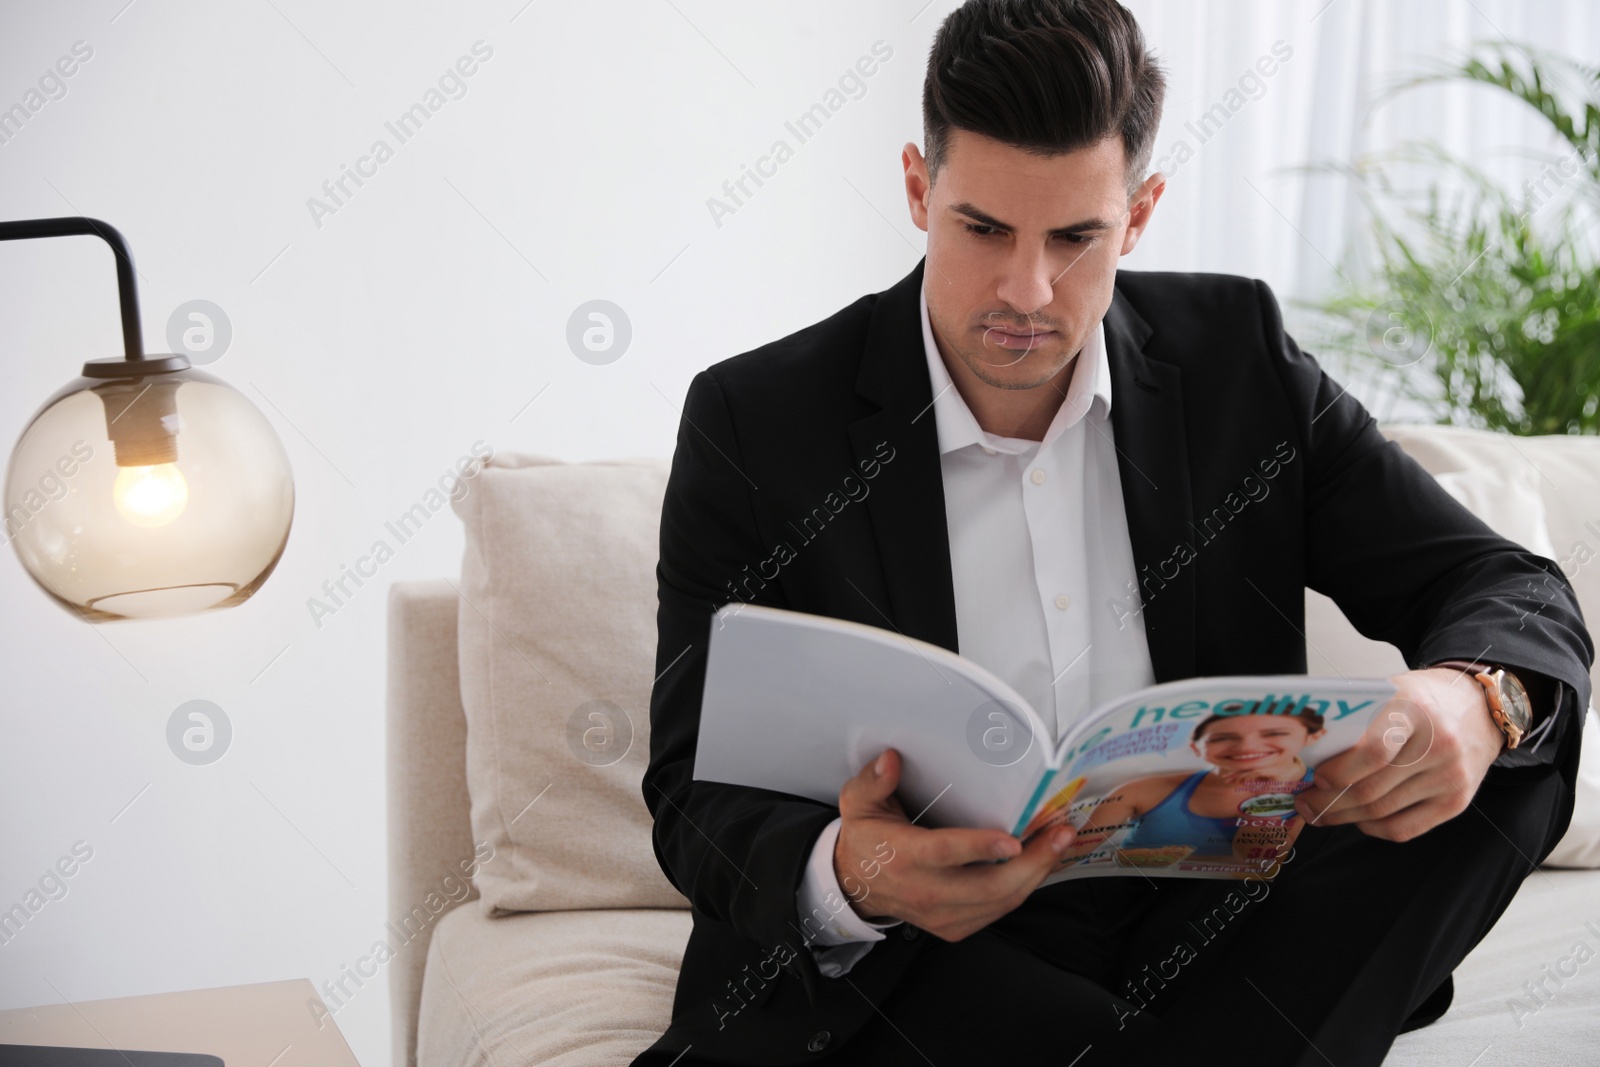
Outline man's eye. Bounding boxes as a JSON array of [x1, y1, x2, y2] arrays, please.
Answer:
[[962, 222, 1093, 245]]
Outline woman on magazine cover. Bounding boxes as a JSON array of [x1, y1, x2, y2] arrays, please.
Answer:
[[1045, 710, 1328, 868]]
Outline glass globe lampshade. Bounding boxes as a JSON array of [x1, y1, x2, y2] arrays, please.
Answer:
[[5, 363, 294, 620], [2, 214, 295, 622]]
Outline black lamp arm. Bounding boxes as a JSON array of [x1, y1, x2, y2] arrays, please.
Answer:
[[0, 216, 145, 361]]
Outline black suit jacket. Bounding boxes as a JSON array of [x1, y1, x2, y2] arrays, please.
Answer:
[[634, 261, 1592, 1066]]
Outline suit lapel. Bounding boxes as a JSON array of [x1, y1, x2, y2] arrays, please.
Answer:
[[1104, 287, 1197, 682], [846, 260, 961, 654], [845, 260, 1197, 682]]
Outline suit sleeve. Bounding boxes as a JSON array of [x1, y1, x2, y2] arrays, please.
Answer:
[[643, 368, 841, 955], [1253, 278, 1594, 770]]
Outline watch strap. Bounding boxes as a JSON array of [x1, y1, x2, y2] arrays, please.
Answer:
[[1429, 659, 1528, 749]]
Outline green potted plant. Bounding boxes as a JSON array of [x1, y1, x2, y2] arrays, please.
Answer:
[[1305, 42, 1600, 436]]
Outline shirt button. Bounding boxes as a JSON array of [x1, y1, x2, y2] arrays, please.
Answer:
[[807, 1031, 832, 1053], [982, 446, 997, 455], [1030, 468, 1047, 485], [1055, 594, 1071, 610]]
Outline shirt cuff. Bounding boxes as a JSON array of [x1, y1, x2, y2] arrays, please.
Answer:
[[811, 939, 881, 979], [795, 816, 902, 949]]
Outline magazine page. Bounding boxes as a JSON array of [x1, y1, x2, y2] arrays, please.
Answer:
[[693, 603, 1055, 832], [1017, 677, 1398, 883]]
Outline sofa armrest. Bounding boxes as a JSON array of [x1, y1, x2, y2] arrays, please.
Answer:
[[386, 580, 476, 1067]]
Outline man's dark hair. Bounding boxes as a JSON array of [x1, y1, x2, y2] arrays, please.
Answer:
[[922, 0, 1166, 195]]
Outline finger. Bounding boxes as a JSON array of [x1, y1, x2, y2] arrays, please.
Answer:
[[1299, 706, 1423, 811], [910, 825, 1027, 870], [1355, 794, 1461, 843], [1297, 754, 1417, 824], [838, 748, 908, 821], [940, 824, 1075, 905], [1294, 750, 1374, 821], [1300, 765, 1443, 826], [1018, 813, 1069, 848], [1301, 697, 1452, 821]]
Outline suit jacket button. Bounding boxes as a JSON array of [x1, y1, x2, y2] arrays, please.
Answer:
[[901, 926, 918, 941], [807, 1030, 831, 1053]]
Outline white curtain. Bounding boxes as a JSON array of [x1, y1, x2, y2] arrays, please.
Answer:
[[1119, 0, 1598, 417]]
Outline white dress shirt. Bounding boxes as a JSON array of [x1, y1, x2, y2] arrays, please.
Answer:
[[793, 285, 1156, 977]]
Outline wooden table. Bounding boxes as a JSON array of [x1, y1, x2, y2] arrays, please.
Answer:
[[0, 979, 360, 1065]]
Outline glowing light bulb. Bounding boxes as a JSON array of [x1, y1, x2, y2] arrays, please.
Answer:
[[113, 463, 189, 527]]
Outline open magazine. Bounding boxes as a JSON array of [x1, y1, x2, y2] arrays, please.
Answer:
[[693, 603, 1397, 883]]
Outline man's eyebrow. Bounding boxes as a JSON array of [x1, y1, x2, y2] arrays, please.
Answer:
[[949, 201, 1115, 236]]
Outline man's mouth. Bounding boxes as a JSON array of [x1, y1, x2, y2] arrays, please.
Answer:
[[980, 325, 1057, 352]]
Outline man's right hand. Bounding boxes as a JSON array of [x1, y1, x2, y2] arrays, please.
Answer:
[[833, 747, 1076, 942]]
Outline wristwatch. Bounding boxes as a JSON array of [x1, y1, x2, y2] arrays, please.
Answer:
[[1429, 660, 1534, 749]]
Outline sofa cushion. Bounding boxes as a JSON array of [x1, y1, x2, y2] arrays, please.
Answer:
[[452, 454, 689, 913], [1384, 868, 1600, 1065], [414, 874, 1600, 1066], [416, 905, 691, 1066], [1553, 708, 1600, 868]]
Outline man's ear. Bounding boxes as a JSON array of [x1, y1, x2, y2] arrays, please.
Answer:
[[1120, 171, 1166, 255], [903, 142, 932, 233]]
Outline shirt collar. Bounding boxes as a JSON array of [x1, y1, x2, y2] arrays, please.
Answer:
[[920, 285, 1112, 457]]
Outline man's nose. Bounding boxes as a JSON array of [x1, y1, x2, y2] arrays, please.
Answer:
[[994, 244, 1055, 317]]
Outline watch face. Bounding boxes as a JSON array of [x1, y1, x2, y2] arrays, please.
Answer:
[[1484, 668, 1536, 735], [1493, 670, 1533, 733]]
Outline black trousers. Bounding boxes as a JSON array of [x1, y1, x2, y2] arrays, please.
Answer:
[[816, 757, 1568, 1067]]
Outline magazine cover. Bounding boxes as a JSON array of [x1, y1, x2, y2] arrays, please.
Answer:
[[1018, 679, 1397, 882]]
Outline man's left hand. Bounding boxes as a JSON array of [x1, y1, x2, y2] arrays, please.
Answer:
[[1293, 668, 1505, 842]]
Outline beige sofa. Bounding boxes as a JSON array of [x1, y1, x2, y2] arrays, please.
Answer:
[[387, 426, 1600, 1067]]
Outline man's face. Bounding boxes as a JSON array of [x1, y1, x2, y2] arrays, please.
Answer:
[[903, 129, 1163, 391]]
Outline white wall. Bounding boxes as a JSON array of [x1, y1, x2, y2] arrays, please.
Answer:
[[0, 2, 1593, 1064]]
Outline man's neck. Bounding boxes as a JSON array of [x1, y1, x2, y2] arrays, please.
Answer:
[[931, 325, 1076, 442]]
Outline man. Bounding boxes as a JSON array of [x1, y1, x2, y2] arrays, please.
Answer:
[[636, 1, 1593, 1064]]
